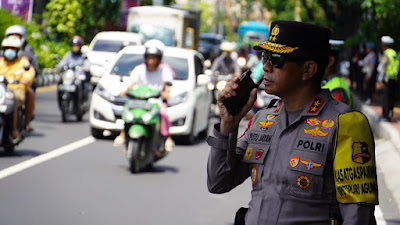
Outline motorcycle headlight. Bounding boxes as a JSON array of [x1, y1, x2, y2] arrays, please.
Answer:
[[207, 82, 215, 91], [167, 92, 188, 106], [237, 57, 247, 67], [90, 65, 106, 77], [216, 80, 227, 91], [95, 84, 115, 102], [62, 70, 75, 85]]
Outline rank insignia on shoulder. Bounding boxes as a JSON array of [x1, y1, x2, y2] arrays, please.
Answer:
[[255, 150, 264, 160], [259, 121, 274, 130], [303, 127, 328, 137], [239, 118, 253, 139], [274, 101, 283, 113], [297, 175, 311, 190], [267, 115, 276, 119], [245, 148, 253, 160], [251, 165, 257, 185], [352, 142, 371, 164], [307, 97, 323, 113], [300, 160, 322, 170], [290, 156, 300, 168], [306, 118, 322, 127]]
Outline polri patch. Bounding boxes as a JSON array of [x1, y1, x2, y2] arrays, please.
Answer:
[[297, 175, 311, 190], [303, 127, 328, 137], [290, 156, 300, 168], [321, 119, 335, 130], [245, 148, 253, 160], [306, 118, 322, 127], [307, 97, 323, 113], [352, 142, 371, 164], [259, 121, 274, 130], [251, 165, 257, 185], [255, 150, 264, 160], [300, 160, 322, 170]]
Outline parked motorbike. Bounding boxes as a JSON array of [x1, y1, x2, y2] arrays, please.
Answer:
[[57, 65, 89, 122], [0, 76, 26, 154], [121, 85, 168, 173]]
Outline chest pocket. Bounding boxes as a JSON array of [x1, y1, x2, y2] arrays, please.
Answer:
[[286, 149, 328, 198], [242, 142, 270, 190]]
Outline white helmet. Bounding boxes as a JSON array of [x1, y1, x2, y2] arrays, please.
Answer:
[[5, 25, 27, 44], [381, 36, 394, 45], [1, 36, 23, 49], [220, 41, 236, 52], [144, 39, 165, 61]]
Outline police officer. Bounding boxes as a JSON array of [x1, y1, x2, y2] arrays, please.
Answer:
[[377, 36, 399, 121], [322, 40, 352, 108], [207, 20, 378, 225]]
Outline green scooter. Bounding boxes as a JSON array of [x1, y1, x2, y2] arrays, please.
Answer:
[[122, 85, 167, 173]]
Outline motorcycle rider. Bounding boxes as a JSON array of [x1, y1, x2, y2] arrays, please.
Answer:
[[113, 39, 175, 152], [210, 41, 241, 77], [0, 36, 35, 139], [4, 25, 40, 86], [55, 36, 91, 101]]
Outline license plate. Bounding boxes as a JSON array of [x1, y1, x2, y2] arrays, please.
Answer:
[[0, 105, 6, 113], [127, 100, 152, 110], [59, 85, 76, 92]]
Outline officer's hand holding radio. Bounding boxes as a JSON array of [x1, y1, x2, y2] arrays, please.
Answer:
[[217, 75, 257, 135]]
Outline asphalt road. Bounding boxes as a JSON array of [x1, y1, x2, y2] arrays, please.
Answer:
[[0, 87, 399, 225]]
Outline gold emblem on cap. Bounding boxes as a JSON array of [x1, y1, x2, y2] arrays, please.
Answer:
[[269, 24, 279, 41]]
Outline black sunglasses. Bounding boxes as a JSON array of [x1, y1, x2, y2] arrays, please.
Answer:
[[261, 51, 305, 68]]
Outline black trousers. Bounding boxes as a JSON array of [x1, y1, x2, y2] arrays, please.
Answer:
[[382, 79, 397, 119]]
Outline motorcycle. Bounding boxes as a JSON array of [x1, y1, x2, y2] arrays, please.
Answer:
[[207, 71, 233, 117], [121, 85, 168, 173], [252, 82, 278, 113], [57, 65, 89, 122], [0, 76, 26, 154]]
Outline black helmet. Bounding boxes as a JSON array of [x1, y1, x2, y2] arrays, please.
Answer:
[[70, 35, 84, 47]]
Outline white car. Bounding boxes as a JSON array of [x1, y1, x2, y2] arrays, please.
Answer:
[[89, 45, 212, 144], [86, 31, 143, 85]]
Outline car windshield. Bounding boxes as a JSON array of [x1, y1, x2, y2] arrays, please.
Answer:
[[92, 40, 137, 52], [130, 25, 174, 47], [110, 53, 189, 80]]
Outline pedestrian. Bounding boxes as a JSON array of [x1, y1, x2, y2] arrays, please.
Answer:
[[376, 36, 399, 121], [207, 20, 378, 225], [361, 42, 378, 105], [322, 39, 352, 108]]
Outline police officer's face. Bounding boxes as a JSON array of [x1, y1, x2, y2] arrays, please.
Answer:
[[262, 54, 305, 97]]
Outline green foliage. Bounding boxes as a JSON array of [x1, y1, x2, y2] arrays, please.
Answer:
[[44, 0, 121, 43], [0, 9, 69, 69]]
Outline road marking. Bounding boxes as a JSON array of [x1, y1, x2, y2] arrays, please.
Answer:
[[0, 136, 95, 180], [376, 206, 387, 225]]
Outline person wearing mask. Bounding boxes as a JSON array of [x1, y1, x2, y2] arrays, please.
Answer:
[[113, 39, 175, 152], [322, 39, 352, 108], [210, 41, 241, 77], [0, 36, 35, 139], [376, 36, 399, 121], [207, 20, 378, 225], [55, 36, 91, 101], [5, 25, 40, 90]]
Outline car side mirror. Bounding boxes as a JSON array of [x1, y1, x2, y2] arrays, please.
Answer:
[[197, 74, 211, 86]]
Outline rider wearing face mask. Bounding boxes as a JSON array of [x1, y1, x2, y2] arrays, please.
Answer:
[[0, 36, 35, 139]]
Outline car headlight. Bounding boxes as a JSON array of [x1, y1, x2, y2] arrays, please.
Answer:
[[216, 80, 227, 91], [95, 84, 116, 101], [167, 92, 188, 106], [90, 64, 106, 77]]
